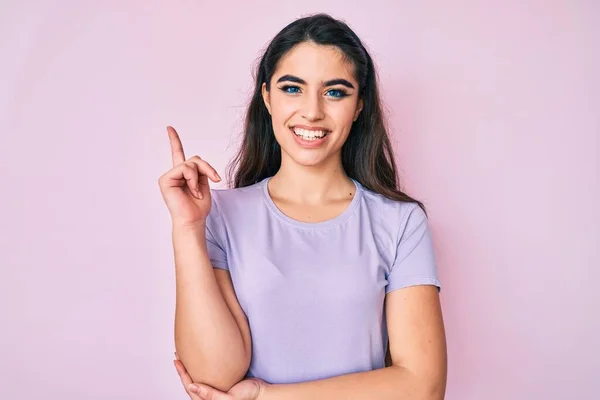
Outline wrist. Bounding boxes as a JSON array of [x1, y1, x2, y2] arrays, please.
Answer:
[[258, 380, 273, 400], [172, 219, 206, 233]]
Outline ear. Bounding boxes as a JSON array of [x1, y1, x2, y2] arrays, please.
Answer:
[[261, 82, 272, 115], [353, 97, 364, 121]]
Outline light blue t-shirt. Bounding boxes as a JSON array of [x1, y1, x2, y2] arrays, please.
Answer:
[[205, 176, 441, 384]]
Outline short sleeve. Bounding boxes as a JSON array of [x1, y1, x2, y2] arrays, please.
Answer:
[[385, 205, 441, 294], [205, 195, 229, 271]]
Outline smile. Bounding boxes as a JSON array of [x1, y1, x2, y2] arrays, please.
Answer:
[[291, 127, 330, 141]]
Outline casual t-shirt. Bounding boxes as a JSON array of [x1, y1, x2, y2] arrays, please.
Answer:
[[204, 176, 441, 384]]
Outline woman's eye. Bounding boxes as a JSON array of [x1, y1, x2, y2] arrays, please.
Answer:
[[281, 85, 301, 94], [326, 89, 348, 98], [279, 86, 348, 98]]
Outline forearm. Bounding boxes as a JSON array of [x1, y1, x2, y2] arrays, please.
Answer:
[[262, 365, 444, 400], [172, 222, 248, 391]]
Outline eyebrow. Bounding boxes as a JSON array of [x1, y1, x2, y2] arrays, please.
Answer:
[[276, 74, 355, 89]]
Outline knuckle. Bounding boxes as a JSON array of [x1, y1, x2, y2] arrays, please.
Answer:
[[184, 161, 197, 170]]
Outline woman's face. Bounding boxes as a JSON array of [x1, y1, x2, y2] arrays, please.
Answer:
[[262, 42, 363, 168]]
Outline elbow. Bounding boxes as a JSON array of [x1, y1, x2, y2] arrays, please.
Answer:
[[421, 386, 445, 400], [402, 380, 444, 400], [188, 360, 249, 392], [178, 350, 251, 392], [393, 365, 446, 400], [414, 375, 446, 400]]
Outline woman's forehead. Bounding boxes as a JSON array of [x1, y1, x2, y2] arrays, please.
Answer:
[[274, 42, 356, 84]]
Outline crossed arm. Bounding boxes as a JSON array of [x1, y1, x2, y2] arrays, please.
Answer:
[[173, 217, 446, 399], [259, 284, 447, 400]]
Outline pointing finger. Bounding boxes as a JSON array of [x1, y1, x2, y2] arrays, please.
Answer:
[[167, 126, 186, 167]]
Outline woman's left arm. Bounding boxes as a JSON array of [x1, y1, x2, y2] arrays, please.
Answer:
[[181, 284, 446, 400], [262, 284, 447, 400]]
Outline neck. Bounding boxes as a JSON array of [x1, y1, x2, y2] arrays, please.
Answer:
[[270, 152, 354, 204]]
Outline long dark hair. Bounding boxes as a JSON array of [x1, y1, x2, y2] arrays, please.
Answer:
[[227, 13, 425, 212]]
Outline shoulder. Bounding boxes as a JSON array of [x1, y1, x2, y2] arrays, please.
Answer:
[[208, 179, 266, 221], [358, 183, 427, 236]]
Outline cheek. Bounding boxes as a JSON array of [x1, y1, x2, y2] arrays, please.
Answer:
[[269, 92, 297, 120], [328, 102, 358, 129], [269, 103, 295, 140]]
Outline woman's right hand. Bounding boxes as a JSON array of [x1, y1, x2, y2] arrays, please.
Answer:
[[158, 126, 222, 227]]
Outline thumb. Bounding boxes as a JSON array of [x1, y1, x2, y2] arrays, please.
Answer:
[[189, 383, 231, 400]]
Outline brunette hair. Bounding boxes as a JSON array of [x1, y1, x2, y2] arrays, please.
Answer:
[[227, 13, 425, 212]]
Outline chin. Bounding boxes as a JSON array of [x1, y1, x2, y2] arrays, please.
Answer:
[[284, 147, 339, 168], [275, 129, 345, 167], [293, 157, 328, 167]]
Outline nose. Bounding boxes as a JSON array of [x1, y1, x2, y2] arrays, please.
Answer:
[[302, 92, 325, 121]]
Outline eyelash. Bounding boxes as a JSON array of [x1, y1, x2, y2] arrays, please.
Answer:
[[279, 85, 349, 98]]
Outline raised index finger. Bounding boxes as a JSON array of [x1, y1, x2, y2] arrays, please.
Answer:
[[167, 126, 186, 166]]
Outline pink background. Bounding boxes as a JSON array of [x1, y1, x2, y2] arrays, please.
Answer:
[[1, 1, 598, 399]]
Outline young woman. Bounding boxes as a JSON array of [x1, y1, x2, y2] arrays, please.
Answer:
[[158, 13, 447, 400]]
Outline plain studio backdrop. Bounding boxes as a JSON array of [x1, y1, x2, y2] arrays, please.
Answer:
[[1, 1, 598, 399]]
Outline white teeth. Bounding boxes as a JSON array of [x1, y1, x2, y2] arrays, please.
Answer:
[[292, 127, 328, 140]]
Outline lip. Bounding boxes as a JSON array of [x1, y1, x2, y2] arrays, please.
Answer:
[[291, 124, 330, 132], [289, 126, 329, 148]]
